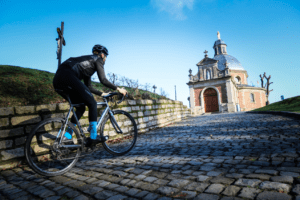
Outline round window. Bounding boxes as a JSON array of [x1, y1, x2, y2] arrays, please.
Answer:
[[235, 76, 241, 84]]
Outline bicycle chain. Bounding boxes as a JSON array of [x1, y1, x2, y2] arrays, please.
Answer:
[[53, 144, 104, 161]]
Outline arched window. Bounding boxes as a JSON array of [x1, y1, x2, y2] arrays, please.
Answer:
[[250, 93, 255, 102], [206, 70, 211, 80], [222, 47, 226, 53], [235, 76, 241, 84]]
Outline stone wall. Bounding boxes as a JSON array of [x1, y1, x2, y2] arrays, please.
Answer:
[[0, 99, 190, 169]]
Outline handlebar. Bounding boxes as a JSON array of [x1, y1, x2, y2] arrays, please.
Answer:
[[102, 92, 127, 104]]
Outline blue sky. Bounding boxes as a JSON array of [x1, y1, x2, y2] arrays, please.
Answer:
[[1, 0, 300, 107]]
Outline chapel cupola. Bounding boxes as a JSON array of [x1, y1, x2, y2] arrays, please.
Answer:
[[213, 31, 227, 56]]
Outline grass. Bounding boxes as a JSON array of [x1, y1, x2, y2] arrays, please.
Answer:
[[0, 65, 167, 108], [251, 95, 300, 113]]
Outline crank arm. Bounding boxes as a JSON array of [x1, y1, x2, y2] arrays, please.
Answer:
[[59, 144, 81, 148]]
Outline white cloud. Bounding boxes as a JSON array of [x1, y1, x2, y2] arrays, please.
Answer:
[[151, 0, 195, 20]]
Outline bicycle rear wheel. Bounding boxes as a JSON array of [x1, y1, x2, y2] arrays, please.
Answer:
[[100, 110, 137, 156], [24, 118, 82, 176]]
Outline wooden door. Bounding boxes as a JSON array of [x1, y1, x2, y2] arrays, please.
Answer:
[[204, 88, 219, 112]]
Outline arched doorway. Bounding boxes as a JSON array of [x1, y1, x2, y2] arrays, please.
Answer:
[[204, 88, 219, 112]]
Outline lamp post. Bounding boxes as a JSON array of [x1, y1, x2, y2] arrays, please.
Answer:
[[175, 85, 177, 101]]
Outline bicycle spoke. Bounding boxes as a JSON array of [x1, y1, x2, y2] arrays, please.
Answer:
[[25, 118, 82, 176], [101, 110, 137, 155]]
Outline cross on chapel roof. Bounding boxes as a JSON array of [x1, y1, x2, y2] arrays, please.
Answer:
[[204, 50, 208, 57]]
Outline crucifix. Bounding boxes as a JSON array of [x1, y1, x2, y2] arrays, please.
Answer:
[[56, 21, 66, 67], [153, 85, 157, 94]]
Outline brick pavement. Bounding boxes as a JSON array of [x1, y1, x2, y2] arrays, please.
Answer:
[[0, 112, 300, 200]]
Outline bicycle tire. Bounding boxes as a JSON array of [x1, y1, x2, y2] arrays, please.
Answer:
[[100, 110, 137, 156], [24, 118, 82, 176]]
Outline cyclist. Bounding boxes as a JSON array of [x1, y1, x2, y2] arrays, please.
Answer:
[[53, 44, 127, 147]]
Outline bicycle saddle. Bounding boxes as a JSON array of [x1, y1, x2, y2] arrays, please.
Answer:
[[55, 89, 72, 104]]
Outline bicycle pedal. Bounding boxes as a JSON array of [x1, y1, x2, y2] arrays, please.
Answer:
[[85, 147, 93, 153], [101, 136, 109, 142]]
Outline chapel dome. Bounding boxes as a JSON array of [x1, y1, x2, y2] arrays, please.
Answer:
[[213, 39, 226, 47], [213, 54, 245, 71]]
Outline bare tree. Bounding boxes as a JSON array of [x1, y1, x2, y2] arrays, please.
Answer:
[[144, 83, 151, 91], [160, 87, 167, 97], [107, 73, 118, 85], [105, 72, 169, 99], [119, 76, 126, 86], [124, 77, 133, 88], [263, 73, 273, 105], [259, 74, 265, 88], [259, 72, 273, 105], [132, 79, 139, 89]]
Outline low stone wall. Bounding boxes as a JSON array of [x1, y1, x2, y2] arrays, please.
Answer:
[[0, 99, 190, 169]]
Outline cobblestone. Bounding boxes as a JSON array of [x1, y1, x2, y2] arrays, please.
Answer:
[[270, 175, 294, 183], [234, 178, 262, 187], [259, 181, 291, 192], [292, 184, 300, 195], [256, 191, 292, 200], [238, 187, 261, 199], [205, 183, 225, 194], [222, 185, 241, 196], [194, 193, 220, 200], [1, 113, 300, 199]]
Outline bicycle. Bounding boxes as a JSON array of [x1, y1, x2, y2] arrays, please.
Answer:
[[24, 89, 138, 176]]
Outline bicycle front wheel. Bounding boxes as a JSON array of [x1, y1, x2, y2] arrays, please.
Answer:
[[100, 110, 137, 156], [24, 118, 82, 176]]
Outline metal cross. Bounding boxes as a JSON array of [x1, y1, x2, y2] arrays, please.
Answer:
[[153, 85, 157, 94]]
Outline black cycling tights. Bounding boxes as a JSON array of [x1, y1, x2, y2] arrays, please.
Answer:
[[53, 68, 97, 123]]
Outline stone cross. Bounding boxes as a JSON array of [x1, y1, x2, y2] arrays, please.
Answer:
[[204, 50, 208, 57]]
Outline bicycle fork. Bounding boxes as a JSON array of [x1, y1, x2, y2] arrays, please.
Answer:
[[109, 110, 123, 134]]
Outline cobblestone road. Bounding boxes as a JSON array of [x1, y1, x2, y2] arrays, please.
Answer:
[[1, 112, 300, 200]]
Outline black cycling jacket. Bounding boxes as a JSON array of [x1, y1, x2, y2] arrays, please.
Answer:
[[59, 54, 117, 96]]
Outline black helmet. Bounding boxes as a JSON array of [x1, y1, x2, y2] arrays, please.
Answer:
[[92, 44, 109, 56]]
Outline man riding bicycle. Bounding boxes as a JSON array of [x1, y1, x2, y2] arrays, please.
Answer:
[[53, 44, 127, 147]]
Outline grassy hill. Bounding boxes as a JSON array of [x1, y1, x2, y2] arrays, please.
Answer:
[[252, 96, 300, 113], [0, 65, 167, 108]]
